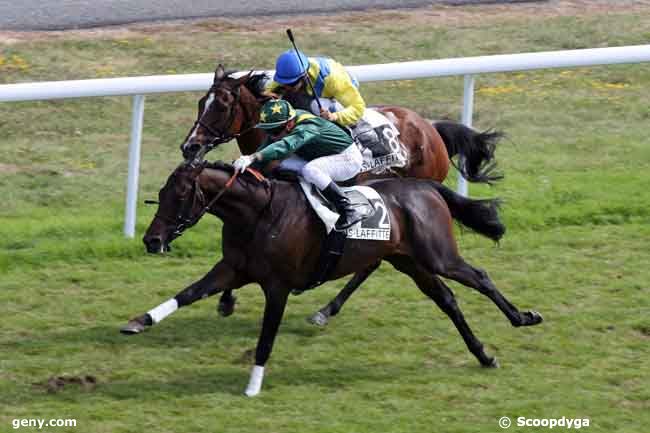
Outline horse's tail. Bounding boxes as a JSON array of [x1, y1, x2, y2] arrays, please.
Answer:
[[429, 181, 505, 242], [433, 120, 504, 185]]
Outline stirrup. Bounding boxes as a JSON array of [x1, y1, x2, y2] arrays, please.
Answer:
[[335, 212, 365, 230]]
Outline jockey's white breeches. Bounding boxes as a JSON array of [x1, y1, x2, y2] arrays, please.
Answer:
[[279, 143, 363, 190]]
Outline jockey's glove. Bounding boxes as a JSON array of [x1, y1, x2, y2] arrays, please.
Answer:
[[233, 153, 261, 173]]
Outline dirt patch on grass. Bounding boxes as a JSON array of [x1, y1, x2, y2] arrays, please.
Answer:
[[1, 1, 649, 44], [33, 375, 98, 393], [233, 348, 256, 365], [633, 324, 650, 339], [0, 163, 22, 174]]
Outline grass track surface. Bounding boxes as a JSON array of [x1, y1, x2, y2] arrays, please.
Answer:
[[1, 2, 649, 432]]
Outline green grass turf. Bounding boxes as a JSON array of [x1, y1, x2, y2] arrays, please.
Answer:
[[1, 5, 649, 432]]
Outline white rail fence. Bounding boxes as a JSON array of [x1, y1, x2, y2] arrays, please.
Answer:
[[2, 45, 650, 237]]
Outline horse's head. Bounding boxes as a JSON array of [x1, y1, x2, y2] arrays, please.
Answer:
[[142, 160, 208, 254], [180, 64, 267, 160], [143, 160, 268, 254]]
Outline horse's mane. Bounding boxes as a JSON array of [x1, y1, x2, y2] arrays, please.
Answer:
[[206, 160, 235, 174], [203, 160, 308, 217], [223, 70, 269, 100], [245, 73, 270, 99], [204, 160, 270, 187]]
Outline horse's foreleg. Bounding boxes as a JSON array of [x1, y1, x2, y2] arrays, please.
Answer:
[[308, 261, 381, 327], [120, 260, 249, 334], [245, 285, 289, 397], [441, 259, 543, 328]]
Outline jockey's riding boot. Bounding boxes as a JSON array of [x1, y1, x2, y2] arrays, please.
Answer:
[[321, 182, 365, 230]]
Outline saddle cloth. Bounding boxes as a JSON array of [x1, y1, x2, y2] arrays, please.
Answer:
[[353, 109, 409, 174], [299, 179, 392, 241]]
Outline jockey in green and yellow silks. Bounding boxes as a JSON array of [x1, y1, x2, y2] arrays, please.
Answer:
[[233, 99, 364, 230], [266, 50, 366, 127]]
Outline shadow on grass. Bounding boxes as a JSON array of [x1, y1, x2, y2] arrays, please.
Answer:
[[4, 311, 504, 406], [113, 361, 433, 397], [22, 361, 436, 402], [4, 303, 505, 405], [3, 313, 325, 353]]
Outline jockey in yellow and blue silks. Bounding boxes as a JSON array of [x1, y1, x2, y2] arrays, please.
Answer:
[[266, 50, 366, 127]]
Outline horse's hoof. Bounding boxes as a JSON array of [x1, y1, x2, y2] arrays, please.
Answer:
[[307, 311, 329, 327], [217, 296, 236, 317], [482, 357, 499, 368], [244, 388, 260, 397], [514, 310, 544, 327], [120, 319, 146, 335], [525, 310, 544, 326]]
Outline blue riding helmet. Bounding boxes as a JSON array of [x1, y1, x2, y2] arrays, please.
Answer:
[[274, 50, 310, 84]]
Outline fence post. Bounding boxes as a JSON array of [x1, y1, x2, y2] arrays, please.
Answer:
[[458, 74, 475, 197], [124, 94, 145, 238]]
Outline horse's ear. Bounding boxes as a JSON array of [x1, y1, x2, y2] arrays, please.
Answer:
[[214, 64, 226, 83], [234, 70, 254, 87]]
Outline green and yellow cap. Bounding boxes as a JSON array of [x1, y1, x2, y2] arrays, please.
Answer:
[[256, 99, 297, 129]]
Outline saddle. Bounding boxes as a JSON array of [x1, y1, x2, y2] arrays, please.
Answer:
[[269, 167, 390, 238], [266, 166, 392, 295], [296, 178, 391, 295], [352, 109, 408, 174]]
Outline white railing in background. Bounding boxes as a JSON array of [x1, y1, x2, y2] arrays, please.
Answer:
[[2, 45, 650, 237]]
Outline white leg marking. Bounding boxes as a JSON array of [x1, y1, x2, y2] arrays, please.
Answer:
[[147, 298, 178, 324], [244, 365, 265, 397]]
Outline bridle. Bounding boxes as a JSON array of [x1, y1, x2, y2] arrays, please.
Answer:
[[156, 165, 265, 240], [192, 82, 257, 152]]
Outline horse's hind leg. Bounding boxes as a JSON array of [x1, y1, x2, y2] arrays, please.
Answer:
[[308, 261, 381, 327], [389, 256, 497, 367], [217, 290, 236, 317], [439, 258, 543, 328]]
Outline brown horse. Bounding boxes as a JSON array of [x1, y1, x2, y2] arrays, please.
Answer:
[[122, 159, 542, 396], [180, 65, 502, 184], [178, 64, 503, 321]]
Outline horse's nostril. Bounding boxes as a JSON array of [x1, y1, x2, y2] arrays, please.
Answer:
[[143, 236, 165, 254], [182, 143, 201, 159]]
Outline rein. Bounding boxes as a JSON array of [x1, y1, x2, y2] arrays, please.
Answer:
[[164, 167, 266, 239]]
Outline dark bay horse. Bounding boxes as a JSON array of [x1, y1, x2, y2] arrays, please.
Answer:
[[178, 64, 504, 322], [122, 160, 542, 396]]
